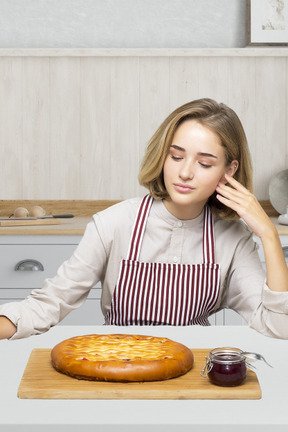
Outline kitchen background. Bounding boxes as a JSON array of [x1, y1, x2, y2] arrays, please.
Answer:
[[0, 0, 287, 201]]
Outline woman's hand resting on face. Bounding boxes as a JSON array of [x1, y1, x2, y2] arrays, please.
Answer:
[[216, 173, 288, 293], [216, 173, 275, 239]]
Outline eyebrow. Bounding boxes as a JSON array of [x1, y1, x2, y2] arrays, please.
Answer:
[[170, 145, 218, 159]]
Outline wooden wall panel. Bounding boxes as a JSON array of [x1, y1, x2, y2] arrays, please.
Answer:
[[198, 57, 229, 103], [22, 57, 50, 198], [169, 57, 200, 110], [0, 51, 287, 201], [0, 58, 22, 198], [254, 57, 287, 198], [80, 57, 111, 199], [49, 57, 81, 199], [110, 57, 140, 199]]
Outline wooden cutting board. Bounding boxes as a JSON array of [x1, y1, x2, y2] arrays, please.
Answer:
[[18, 349, 261, 399], [0, 219, 61, 227]]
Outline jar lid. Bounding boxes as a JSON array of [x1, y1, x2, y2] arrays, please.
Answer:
[[209, 347, 245, 364]]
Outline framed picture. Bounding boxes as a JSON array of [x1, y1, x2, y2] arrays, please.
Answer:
[[247, 0, 288, 45]]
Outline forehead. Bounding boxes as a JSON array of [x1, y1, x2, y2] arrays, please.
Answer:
[[172, 119, 222, 149]]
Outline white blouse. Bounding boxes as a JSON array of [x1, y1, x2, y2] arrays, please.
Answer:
[[1, 197, 288, 339]]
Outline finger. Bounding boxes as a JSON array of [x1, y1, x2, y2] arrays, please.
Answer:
[[216, 183, 247, 204], [223, 174, 250, 195], [216, 193, 241, 212], [217, 184, 261, 217], [216, 192, 252, 217], [216, 182, 256, 212]]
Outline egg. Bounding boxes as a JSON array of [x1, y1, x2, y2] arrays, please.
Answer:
[[29, 205, 46, 217], [13, 207, 29, 218]]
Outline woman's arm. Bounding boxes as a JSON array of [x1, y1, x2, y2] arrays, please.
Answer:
[[216, 174, 288, 293], [0, 218, 105, 340], [0, 316, 16, 339]]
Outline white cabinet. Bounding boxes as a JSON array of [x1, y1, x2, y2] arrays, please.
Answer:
[[0, 235, 104, 325], [209, 309, 247, 326]]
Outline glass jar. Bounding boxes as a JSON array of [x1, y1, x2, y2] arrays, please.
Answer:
[[201, 347, 247, 387]]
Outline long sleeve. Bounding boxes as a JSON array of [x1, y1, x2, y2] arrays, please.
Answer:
[[0, 218, 107, 339]]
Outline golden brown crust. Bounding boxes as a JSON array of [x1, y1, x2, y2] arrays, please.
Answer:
[[51, 334, 194, 382]]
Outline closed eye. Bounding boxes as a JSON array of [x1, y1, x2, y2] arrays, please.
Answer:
[[199, 162, 212, 168], [171, 155, 183, 161]]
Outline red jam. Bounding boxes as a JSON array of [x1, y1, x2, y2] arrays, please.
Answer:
[[207, 348, 247, 387]]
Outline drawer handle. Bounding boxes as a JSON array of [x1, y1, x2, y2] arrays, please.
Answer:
[[15, 259, 44, 271]]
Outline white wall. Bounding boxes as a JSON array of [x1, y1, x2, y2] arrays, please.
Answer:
[[0, 0, 246, 48]]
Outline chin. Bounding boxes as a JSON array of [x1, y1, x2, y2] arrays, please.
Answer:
[[171, 192, 209, 208]]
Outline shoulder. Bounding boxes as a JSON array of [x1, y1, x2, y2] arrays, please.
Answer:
[[91, 197, 143, 246], [93, 197, 142, 225]]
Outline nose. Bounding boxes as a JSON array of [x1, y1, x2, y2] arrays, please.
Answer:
[[179, 161, 194, 180]]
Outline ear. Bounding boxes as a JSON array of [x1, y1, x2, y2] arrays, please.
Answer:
[[220, 160, 239, 183], [227, 160, 239, 177]]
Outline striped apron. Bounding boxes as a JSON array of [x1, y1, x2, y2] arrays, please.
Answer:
[[105, 194, 220, 326]]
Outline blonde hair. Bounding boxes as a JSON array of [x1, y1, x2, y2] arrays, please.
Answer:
[[138, 98, 253, 219]]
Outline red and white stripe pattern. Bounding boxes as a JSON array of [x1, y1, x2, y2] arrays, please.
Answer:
[[105, 195, 220, 326]]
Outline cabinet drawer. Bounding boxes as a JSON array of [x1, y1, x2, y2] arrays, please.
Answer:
[[0, 244, 76, 288]]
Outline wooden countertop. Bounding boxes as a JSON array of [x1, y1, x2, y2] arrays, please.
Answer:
[[0, 216, 91, 236], [0, 200, 118, 236], [0, 199, 287, 235], [0, 216, 287, 236]]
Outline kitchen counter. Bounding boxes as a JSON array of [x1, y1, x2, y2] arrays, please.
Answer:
[[0, 198, 287, 236], [0, 216, 287, 236], [0, 199, 119, 235], [0, 325, 287, 432], [0, 216, 91, 236]]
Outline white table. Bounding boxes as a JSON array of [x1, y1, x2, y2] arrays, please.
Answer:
[[1, 325, 287, 432]]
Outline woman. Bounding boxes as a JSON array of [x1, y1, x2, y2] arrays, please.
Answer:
[[1, 98, 287, 339]]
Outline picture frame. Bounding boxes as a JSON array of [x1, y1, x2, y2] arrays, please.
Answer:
[[247, 0, 288, 46]]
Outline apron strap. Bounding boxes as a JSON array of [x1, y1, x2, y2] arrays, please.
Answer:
[[126, 194, 154, 261], [203, 206, 216, 264]]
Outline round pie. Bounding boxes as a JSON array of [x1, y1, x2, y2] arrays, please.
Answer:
[[51, 334, 194, 382]]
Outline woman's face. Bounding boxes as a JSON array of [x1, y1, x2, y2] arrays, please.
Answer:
[[163, 119, 237, 219]]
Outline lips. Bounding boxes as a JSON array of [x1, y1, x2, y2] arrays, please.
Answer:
[[173, 183, 195, 193]]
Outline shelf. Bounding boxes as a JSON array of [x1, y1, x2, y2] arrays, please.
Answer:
[[0, 47, 288, 57]]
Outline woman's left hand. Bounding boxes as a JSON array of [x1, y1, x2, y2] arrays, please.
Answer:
[[216, 174, 274, 239]]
